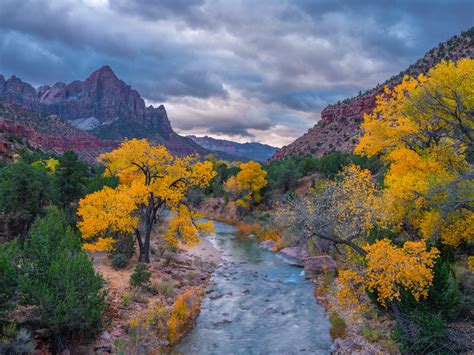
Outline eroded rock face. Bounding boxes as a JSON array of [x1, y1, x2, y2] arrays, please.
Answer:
[[303, 256, 336, 279], [0, 66, 207, 156], [271, 30, 474, 161], [0, 117, 117, 162]]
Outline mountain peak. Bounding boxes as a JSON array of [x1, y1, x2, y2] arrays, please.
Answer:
[[87, 65, 118, 83]]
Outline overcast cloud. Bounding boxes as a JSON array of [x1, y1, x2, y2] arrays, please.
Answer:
[[0, 0, 472, 146]]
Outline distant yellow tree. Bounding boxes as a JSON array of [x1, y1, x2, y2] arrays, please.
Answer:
[[225, 161, 267, 208], [77, 139, 215, 262], [355, 58, 474, 247]]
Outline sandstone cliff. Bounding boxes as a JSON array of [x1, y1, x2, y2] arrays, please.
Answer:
[[0, 66, 207, 156]]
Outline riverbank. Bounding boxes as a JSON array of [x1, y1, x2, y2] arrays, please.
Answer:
[[88, 231, 222, 353]]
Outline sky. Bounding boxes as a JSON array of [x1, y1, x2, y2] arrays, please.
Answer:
[[0, 0, 472, 147]]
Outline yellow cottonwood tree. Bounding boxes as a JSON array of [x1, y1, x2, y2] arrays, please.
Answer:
[[225, 161, 267, 208], [77, 139, 216, 262], [356, 59, 474, 246]]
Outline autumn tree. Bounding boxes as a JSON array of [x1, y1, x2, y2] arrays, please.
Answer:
[[225, 160, 267, 208], [77, 139, 215, 262], [355, 59, 474, 247]]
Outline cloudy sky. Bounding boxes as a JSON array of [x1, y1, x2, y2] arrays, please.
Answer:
[[0, 0, 472, 146]]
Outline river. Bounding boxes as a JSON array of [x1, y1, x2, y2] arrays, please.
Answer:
[[175, 221, 331, 354]]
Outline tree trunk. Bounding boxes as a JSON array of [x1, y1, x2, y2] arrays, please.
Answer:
[[137, 202, 154, 263]]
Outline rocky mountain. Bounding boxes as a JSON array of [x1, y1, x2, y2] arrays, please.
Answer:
[[0, 99, 117, 161], [271, 27, 474, 161], [188, 135, 278, 162], [0, 66, 207, 156]]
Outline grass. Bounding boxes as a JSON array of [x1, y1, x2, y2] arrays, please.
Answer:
[[150, 278, 175, 298], [329, 312, 347, 339]]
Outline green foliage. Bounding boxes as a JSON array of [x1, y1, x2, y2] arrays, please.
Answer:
[[0, 242, 19, 316], [204, 161, 239, 197], [56, 151, 90, 208], [399, 259, 463, 321], [83, 173, 119, 195], [395, 311, 446, 354], [265, 158, 301, 194], [0, 161, 56, 240], [111, 253, 129, 269], [263, 152, 384, 197], [19, 208, 106, 345], [130, 263, 151, 288]]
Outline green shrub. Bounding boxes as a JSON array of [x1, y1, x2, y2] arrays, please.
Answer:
[[19, 208, 106, 350], [0, 161, 56, 240], [0, 242, 19, 316], [329, 313, 346, 339], [130, 263, 151, 288], [111, 253, 129, 269], [395, 311, 445, 354]]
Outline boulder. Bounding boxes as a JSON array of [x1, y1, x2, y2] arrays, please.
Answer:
[[277, 246, 309, 267], [259, 240, 275, 251], [303, 255, 336, 279]]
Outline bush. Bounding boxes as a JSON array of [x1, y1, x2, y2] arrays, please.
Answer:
[[151, 278, 175, 298], [167, 287, 203, 344], [111, 254, 129, 269], [0, 161, 56, 240], [130, 263, 151, 288], [0, 242, 19, 316], [395, 311, 445, 354], [329, 313, 347, 339], [20, 208, 106, 350]]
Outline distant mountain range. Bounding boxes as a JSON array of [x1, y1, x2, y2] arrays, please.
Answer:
[[188, 135, 278, 162], [271, 27, 474, 161], [0, 65, 207, 157]]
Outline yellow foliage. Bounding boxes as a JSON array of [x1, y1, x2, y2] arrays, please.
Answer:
[[31, 158, 59, 174], [165, 205, 215, 248], [225, 160, 267, 208], [355, 59, 474, 246], [338, 240, 439, 310], [468, 256, 474, 272], [337, 268, 368, 314], [364, 239, 439, 307], [167, 287, 203, 345], [332, 165, 387, 241], [77, 139, 216, 252]]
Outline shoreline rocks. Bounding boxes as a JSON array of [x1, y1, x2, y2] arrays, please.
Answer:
[[303, 256, 336, 279], [277, 246, 309, 267]]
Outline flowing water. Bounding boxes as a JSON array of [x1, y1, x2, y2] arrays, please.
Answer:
[[175, 221, 331, 355]]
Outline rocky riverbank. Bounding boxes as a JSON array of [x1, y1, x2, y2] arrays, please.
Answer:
[[86, 234, 222, 354]]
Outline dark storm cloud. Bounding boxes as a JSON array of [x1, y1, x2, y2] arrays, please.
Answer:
[[0, 0, 472, 145]]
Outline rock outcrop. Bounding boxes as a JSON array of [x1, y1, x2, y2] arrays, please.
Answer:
[[271, 28, 474, 160], [277, 246, 309, 267], [0, 66, 207, 156]]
